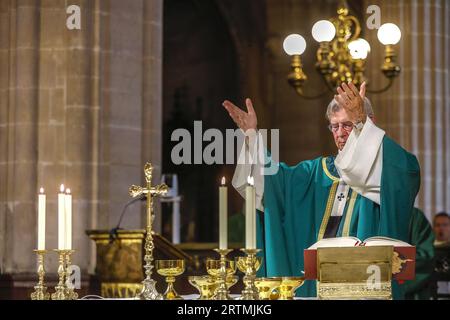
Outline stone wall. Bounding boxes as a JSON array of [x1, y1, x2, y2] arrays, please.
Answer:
[[0, 0, 163, 275]]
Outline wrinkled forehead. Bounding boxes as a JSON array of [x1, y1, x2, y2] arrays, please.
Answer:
[[328, 108, 351, 124]]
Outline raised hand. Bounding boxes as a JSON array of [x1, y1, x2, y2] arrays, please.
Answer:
[[334, 81, 366, 124], [222, 98, 258, 133]]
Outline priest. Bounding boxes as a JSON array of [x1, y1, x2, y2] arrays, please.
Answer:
[[222, 82, 421, 299]]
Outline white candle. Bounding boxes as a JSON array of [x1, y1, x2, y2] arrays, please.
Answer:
[[65, 188, 72, 250], [38, 187, 46, 250], [219, 177, 228, 250], [58, 184, 66, 250], [245, 176, 256, 249]]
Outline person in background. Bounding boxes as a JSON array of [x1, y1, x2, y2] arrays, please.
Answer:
[[433, 212, 450, 246]]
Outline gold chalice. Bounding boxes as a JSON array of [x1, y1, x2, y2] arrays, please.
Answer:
[[278, 276, 305, 300], [254, 277, 282, 300], [188, 276, 218, 300], [155, 259, 185, 300], [206, 259, 237, 299], [236, 253, 263, 300], [205, 259, 237, 278]]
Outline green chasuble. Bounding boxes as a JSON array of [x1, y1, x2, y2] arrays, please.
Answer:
[[256, 136, 420, 299]]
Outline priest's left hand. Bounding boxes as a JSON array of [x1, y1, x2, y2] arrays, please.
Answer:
[[334, 81, 366, 124]]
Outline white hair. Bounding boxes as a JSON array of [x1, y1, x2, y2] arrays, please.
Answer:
[[325, 97, 374, 121]]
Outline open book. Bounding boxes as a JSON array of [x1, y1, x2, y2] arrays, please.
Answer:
[[307, 236, 411, 249]]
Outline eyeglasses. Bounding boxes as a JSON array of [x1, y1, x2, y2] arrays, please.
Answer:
[[327, 121, 354, 133]]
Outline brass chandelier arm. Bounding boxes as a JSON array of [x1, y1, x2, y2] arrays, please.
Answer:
[[366, 78, 395, 94], [294, 76, 334, 100]]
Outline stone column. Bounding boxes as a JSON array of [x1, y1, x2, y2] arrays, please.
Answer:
[[0, 0, 164, 281], [142, 0, 163, 233], [0, 0, 40, 274]]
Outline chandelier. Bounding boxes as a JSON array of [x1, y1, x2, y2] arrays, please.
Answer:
[[282, 1, 401, 99]]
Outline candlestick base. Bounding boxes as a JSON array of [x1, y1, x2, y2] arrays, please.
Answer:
[[51, 250, 69, 300], [65, 250, 78, 300], [30, 250, 50, 300], [135, 227, 163, 300], [237, 248, 262, 300]]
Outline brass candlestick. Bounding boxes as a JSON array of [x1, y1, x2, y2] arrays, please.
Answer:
[[30, 250, 50, 300], [237, 248, 262, 300], [130, 162, 168, 300], [207, 249, 234, 300], [51, 249, 68, 300], [64, 250, 78, 300]]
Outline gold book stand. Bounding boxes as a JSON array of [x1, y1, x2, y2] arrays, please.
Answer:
[[317, 246, 393, 300]]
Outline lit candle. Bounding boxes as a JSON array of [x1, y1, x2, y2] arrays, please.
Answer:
[[58, 184, 65, 250], [245, 176, 256, 249], [65, 188, 72, 250], [38, 187, 46, 250], [219, 177, 228, 250]]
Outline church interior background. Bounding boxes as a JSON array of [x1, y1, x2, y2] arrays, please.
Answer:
[[0, 0, 449, 300]]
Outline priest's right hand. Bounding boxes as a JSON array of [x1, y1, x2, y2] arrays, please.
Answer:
[[222, 98, 258, 133]]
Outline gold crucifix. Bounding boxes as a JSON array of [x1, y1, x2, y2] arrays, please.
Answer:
[[128, 162, 168, 300], [129, 162, 168, 227]]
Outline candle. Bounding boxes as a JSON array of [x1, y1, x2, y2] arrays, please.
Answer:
[[219, 177, 228, 250], [245, 176, 256, 249], [58, 184, 65, 250], [38, 187, 46, 250], [65, 188, 72, 250]]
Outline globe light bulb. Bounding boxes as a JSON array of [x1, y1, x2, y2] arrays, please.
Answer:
[[283, 34, 307, 56], [348, 38, 371, 59], [311, 20, 336, 42], [377, 23, 402, 45]]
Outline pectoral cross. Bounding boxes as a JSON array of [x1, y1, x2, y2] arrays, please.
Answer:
[[129, 162, 168, 300]]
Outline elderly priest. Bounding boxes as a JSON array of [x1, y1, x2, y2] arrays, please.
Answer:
[[223, 82, 420, 299]]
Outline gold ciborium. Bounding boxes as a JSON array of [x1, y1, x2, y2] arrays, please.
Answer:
[[156, 260, 185, 300], [278, 276, 305, 300], [188, 275, 239, 300], [254, 277, 282, 300], [206, 258, 237, 300], [188, 276, 218, 300]]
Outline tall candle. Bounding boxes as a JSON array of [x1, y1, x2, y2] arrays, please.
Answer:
[[245, 176, 256, 249], [58, 184, 66, 250], [38, 187, 46, 250], [219, 177, 228, 250], [65, 188, 72, 250]]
